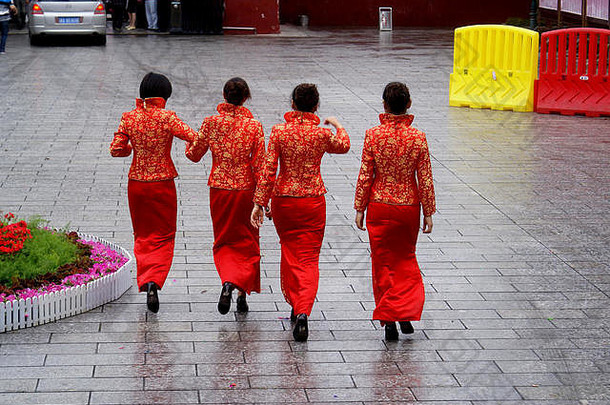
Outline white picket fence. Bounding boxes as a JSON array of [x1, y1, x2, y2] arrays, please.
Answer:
[[0, 233, 133, 333]]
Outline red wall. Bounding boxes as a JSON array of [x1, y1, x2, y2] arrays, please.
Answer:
[[280, 0, 531, 27], [225, 0, 280, 34]]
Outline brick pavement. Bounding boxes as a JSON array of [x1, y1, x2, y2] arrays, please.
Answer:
[[0, 27, 609, 404]]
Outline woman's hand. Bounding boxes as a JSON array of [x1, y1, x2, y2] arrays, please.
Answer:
[[355, 211, 366, 231], [264, 204, 272, 219], [324, 116, 343, 129], [422, 216, 433, 233], [250, 204, 264, 229]]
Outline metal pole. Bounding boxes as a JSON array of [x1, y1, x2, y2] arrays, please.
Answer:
[[530, 0, 538, 30], [557, 0, 562, 27], [582, 0, 587, 27]]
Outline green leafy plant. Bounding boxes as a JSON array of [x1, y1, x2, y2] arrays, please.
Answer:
[[0, 215, 80, 287]]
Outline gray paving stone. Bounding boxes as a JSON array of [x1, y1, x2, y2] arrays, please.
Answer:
[[36, 377, 144, 392], [1, 26, 608, 404], [535, 348, 610, 361], [516, 385, 610, 400], [196, 362, 297, 376], [424, 329, 520, 340], [89, 390, 199, 404], [0, 365, 93, 379], [144, 376, 249, 391], [515, 328, 610, 340], [244, 350, 344, 364], [0, 392, 90, 405], [437, 349, 540, 362], [97, 342, 194, 354], [198, 388, 308, 403], [351, 374, 457, 388], [307, 387, 417, 402], [410, 386, 521, 401], [297, 362, 401, 376], [0, 378, 37, 392], [477, 338, 577, 350], [0, 333, 51, 344], [146, 352, 244, 365], [454, 373, 562, 387], [94, 364, 196, 378], [0, 354, 45, 367], [45, 353, 145, 366], [495, 360, 602, 374], [249, 375, 355, 389], [290, 340, 387, 352], [471, 401, 609, 405]]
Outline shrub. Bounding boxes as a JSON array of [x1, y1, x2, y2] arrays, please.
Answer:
[[0, 215, 79, 287]]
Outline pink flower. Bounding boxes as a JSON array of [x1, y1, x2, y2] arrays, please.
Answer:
[[2, 239, 128, 303]]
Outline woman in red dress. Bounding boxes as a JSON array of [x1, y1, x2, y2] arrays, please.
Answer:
[[251, 83, 350, 341], [187, 77, 265, 315], [354, 82, 436, 341], [110, 72, 197, 313]]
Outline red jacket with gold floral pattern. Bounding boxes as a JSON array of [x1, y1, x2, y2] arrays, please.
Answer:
[[110, 98, 197, 182], [186, 103, 265, 191], [354, 114, 436, 217], [254, 111, 350, 205]]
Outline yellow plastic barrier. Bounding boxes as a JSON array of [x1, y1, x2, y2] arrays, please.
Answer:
[[449, 25, 539, 112]]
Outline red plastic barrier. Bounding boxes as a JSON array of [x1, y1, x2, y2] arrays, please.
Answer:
[[535, 28, 610, 117]]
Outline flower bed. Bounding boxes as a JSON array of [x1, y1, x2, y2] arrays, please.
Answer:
[[0, 221, 133, 332]]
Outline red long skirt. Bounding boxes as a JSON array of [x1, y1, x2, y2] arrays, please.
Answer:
[[366, 202, 424, 323], [128, 179, 177, 292], [210, 187, 261, 294], [272, 196, 326, 316]]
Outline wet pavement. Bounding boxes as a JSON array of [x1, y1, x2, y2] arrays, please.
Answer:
[[1, 26, 609, 404]]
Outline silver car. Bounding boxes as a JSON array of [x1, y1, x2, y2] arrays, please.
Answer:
[[28, 0, 107, 45]]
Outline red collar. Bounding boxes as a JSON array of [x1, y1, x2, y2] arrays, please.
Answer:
[[217, 102, 253, 118], [136, 97, 167, 109], [379, 113, 414, 126], [284, 111, 321, 126]]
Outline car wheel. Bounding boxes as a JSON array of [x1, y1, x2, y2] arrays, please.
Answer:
[[29, 33, 42, 46], [94, 35, 107, 46]]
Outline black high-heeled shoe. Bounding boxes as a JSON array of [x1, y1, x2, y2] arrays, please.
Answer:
[[293, 313, 308, 342], [399, 321, 414, 334], [384, 322, 399, 341], [146, 282, 159, 313], [217, 282, 234, 315], [290, 308, 296, 323], [236, 293, 248, 313]]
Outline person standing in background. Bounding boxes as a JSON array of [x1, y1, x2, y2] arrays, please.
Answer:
[[12, 0, 24, 30], [145, 0, 158, 30], [125, 0, 137, 30], [0, 0, 17, 55], [111, 0, 126, 32], [135, 0, 147, 29], [156, 0, 169, 32]]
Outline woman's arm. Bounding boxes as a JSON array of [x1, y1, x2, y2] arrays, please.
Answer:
[[109, 115, 132, 157], [416, 136, 436, 219], [251, 122, 266, 185], [324, 117, 350, 154], [186, 118, 211, 163], [354, 130, 375, 213], [168, 113, 197, 143], [253, 127, 280, 207], [355, 211, 366, 231]]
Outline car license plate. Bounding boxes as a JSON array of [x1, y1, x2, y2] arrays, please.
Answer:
[[57, 17, 81, 24]]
